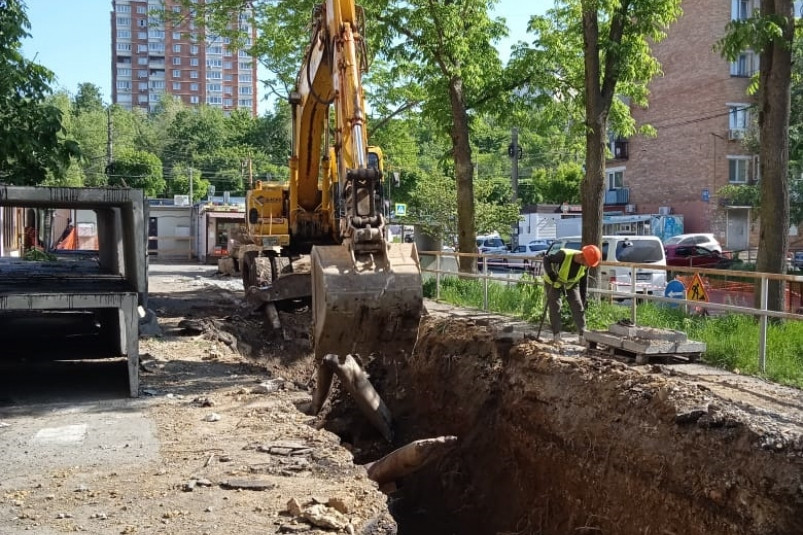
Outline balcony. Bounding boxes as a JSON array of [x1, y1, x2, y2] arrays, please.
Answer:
[[604, 187, 630, 205]]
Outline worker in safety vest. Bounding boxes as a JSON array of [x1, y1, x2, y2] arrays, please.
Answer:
[[542, 244, 602, 345]]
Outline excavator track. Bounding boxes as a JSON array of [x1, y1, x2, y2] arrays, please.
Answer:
[[310, 242, 423, 360]]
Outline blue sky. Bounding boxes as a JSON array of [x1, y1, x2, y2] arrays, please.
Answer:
[[20, 0, 552, 115]]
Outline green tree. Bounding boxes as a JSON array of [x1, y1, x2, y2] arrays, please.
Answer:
[[527, 0, 682, 264], [106, 148, 166, 197], [73, 83, 104, 114], [0, 0, 79, 184], [166, 163, 209, 201], [718, 0, 795, 311]]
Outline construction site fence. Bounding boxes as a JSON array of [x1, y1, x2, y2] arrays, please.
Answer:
[[420, 250, 803, 374]]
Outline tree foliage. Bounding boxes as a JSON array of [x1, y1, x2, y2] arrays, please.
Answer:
[[0, 0, 79, 185], [526, 0, 681, 266], [106, 148, 166, 197]]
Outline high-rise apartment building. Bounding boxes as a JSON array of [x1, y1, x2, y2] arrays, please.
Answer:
[[111, 0, 258, 115]]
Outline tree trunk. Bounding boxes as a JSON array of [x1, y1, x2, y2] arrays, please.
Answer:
[[449, 75, 477, 274], [754, 0, 793, 312], [581, 5, 608, 287]]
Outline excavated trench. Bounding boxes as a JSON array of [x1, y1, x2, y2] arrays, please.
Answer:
[[321, 307, 803, 535]]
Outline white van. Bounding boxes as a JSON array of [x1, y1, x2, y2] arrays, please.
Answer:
[[546, 235, 667, 294]]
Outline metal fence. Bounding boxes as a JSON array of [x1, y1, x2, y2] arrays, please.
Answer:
[[420, 250, 803, 373]]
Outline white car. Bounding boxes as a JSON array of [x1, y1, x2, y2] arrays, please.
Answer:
[[664, 233, 722, 253], [506, 243, 550, 270]]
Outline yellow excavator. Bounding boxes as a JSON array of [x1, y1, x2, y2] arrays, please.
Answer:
[[238, 0, 423, 370]]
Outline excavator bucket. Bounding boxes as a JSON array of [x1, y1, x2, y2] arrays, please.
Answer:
[[310, 242, 423, 360]]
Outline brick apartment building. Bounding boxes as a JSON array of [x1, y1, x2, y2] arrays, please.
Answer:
[[110, 0, 258, 115], [607, 0, 778, 251]]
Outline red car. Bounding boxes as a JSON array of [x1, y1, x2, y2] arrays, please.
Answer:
[[664, 245, 732, 268]]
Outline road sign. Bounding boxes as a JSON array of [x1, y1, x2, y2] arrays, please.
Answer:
[[664, 279, 686, 308], [394, 203, 407, 216], [686, 273, 709, 302]]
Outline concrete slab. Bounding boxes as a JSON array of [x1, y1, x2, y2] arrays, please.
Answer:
[[0, 399, 158, 488], [608, 323, 688, 342]]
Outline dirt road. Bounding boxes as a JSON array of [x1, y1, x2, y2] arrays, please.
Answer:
[[0, 263, 395, 535]]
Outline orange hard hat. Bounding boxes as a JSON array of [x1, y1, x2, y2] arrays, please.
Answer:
[[581, 245, 602, 267]]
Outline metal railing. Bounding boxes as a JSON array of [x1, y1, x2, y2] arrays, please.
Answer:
[[420, 250, 803, 373]]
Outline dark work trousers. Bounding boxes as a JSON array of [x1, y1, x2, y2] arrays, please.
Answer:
[[544, 282, 586, 336]]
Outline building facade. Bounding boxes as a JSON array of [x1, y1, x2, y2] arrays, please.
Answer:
[[111, 0, 258, 115], [607, 0, 761, 251]]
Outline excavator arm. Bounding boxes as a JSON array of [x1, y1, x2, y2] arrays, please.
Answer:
[[289, 0, 383, 252], [291, 0, 423, 411]]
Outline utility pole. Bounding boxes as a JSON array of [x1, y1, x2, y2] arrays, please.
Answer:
[[189, 166, 193, 202], [106, 108, 113, 170], [248, 156, 253, 188], [509, 127, 521, 246]]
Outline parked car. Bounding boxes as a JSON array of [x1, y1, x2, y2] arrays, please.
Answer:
[[664, 245, 733, 269], [664, 233, 722, 253], [547, 235, 667, 294], [506, 242, 550, 271], [476, 234, 509, 254], [792, 251, 803, 270]]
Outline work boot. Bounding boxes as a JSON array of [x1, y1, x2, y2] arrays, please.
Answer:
[[552, 332, 561, 345]]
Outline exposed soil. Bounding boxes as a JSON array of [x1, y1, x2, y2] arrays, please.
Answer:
[[2, 264, 803, 535]]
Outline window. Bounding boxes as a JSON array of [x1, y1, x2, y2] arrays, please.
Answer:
[[138, 70, 148, 79], [224, 74, 234, 82], [138, 82, 148, 90], [118, 68, 132, 77], [148, 42, 164, 53], [190, 83, 199, 91], [207, 83, 222, 92], [730, 52, 758, 77], [138, 19, 147, 27], [172, 69, 181, 78], [729, 104, 750, 132], [190, 71, 199, 79], [173, 82, 181, 90], [137, 44, 148, 52], [190, 58, 199, 66], [117, 30, 131, 39], [148, 30, 165, 39], [207, 59, 222, 68], [224, 61, 233, 69], [136, 6, 146, 14], [150, 80, 165, 89], [137, 57, 148, 65], [138, 31, 147, 40], [190, 96, 200, 104], [732, 0, 756, 21], [728, 156, 750, 183], [224, 99, 233, 107], [207, 71, 222, 80], [172, 57, 181, 65], [239, 61, 252, 70], [224, 86, 233, 95], [239, 73, 252, 82], [116, 81, 131, 90], [606, 167, 624, 189], [191, 45, 199, 55], [173, 32, 181, 40], [138, 95, 148, 103], [116, 43, 132, 52], [207, 46, 223, 55], [116, 5, 131, 13], [173, 44, 181, 53], [118, 93, 132, 103], [117, 17, 131, 26], [207, 96, 223, 105], [238, 99, 253, 107]]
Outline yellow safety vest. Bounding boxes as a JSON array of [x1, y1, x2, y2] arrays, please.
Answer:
[[543, 249, 587, 288]]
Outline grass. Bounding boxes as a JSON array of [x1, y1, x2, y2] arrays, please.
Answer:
[[423, 275, 803, 389]]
